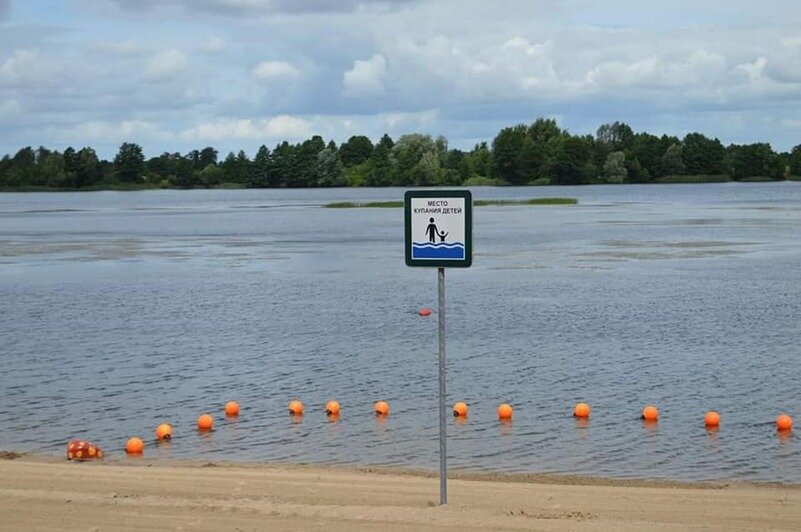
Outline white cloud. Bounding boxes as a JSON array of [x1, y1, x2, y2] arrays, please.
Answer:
[[144, 49, 188, 80], [251, 61, 301, 80], [0, 48, 61, 86], [179, 115, 313, 141], [41, 120, 174, 143], [735, 57, 767, 82], [380, 109, 439, 129], [343, 54, 387, 95]]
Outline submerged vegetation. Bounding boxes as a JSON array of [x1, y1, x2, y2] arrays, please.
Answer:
[[1, 118, 800, 191], [324, 198, 577, 208]]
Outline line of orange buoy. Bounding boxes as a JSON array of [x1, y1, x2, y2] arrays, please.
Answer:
[[109, 400, 791, 459]]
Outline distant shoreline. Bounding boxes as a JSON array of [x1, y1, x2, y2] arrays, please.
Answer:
[[1, 175, 799, 193]]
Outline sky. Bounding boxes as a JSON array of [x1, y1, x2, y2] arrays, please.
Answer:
[[1, 0, 801, 159]]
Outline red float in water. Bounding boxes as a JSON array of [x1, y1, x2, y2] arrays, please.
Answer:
[[419, 308, 432, 316]]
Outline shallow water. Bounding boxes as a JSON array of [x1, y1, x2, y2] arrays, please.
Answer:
[[1, 183, 800, 482]]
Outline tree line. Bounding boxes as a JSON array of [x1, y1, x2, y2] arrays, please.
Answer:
[[1, 118, 800, 190]]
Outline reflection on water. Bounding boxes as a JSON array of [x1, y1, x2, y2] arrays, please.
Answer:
[[1, 183, 800, 482]]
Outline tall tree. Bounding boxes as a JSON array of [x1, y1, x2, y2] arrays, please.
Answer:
[[547, 136, 592, 185], [248, 145, 272, 187], [602, 151, 627, 183], [661, 144, 686, 175], [788, 144, 801, 176], [728, 143, 783, 180], [681, 133, 727, 175], [393, 134, 436, 185], [113, 142, 145, 182], [491, 124, 527, 184], [316, 148, 344, 187], [339, 135, 374, 167], [369, 134, 395, 186], [199, 147, 218, 168]]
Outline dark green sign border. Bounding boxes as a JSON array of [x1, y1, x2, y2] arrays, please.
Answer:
[[405, 190, 472, 268]]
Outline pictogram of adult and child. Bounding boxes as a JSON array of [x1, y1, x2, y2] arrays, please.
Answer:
[[425, 218, 448, 242]]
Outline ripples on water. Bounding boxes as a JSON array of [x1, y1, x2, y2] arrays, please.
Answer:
[[1, 184, 800, 482]]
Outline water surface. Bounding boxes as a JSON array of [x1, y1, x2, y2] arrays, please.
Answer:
[[1, 183, 800, 482]]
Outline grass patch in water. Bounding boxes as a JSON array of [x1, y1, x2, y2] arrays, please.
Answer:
[[324, 201, 403, 208], [325, 197, 577, 208], [475, 198, 577, 206]]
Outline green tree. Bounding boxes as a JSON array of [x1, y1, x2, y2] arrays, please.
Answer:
[[596, 122, 634, 151], [369, 134, 395, 186], [681, 133, 727, 175], [197, 164, 223, 187], [629, 133, 663, 180], [790, 145, 801, 176], [199, 147, 218, 168], [661, 144, 686, 175], [114, 142, 145, 182], [339, 135, 374, 167], [468, 142, 491, 178], [547, 136, 592, 185], [41, 151, 68, 188], [410, 150, 442, 185], [728, 143, 783, 180], [393, 134, 436, 185], [601, 151, 627, 183], [316, 147, 345, 187], [491, 124, 527, 184], [248, 145, 273, 187], [291, 135, 325, 187]]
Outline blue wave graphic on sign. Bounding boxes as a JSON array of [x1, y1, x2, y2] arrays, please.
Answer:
[[412, 242, 465, 259]]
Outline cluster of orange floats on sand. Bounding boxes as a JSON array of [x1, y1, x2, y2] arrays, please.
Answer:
[[65, 399, 794, 459]]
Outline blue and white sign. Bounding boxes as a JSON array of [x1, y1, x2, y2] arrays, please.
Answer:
[[404, 190, 472, 268]]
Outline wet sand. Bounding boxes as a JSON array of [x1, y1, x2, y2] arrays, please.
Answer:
[[2, 453, 801, 530]]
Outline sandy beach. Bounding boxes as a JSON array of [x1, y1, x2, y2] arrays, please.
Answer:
[[1, 453, 800, 531]]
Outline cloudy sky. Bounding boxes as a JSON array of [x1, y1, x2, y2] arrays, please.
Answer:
[[1, 0, 801, 158]]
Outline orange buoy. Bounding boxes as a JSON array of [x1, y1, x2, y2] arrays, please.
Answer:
[[419, 308, 432, 316], [704, 411, 720, 428], [642, 405, 659, 422], [777, 414, 793, 432], [155, 423, 173, 441], [288, 400, 304, 416], [325, 400, 341, 416], [67, 439, 103, 460], [125, 437, 144, 454], [197, 413, 214, 431], [498, 403, 513, 420], [225, 401, 240, 417], [573, 402, 591, 419], [374, 400, 389, 416], [453, 402, 468, 418]]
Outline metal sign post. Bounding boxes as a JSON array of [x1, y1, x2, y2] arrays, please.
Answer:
[[404, 190, 472, 506], [437, 266, 446, 504]]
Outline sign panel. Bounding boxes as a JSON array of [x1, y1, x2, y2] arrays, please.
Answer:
[[405, 190, 472, 268]]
